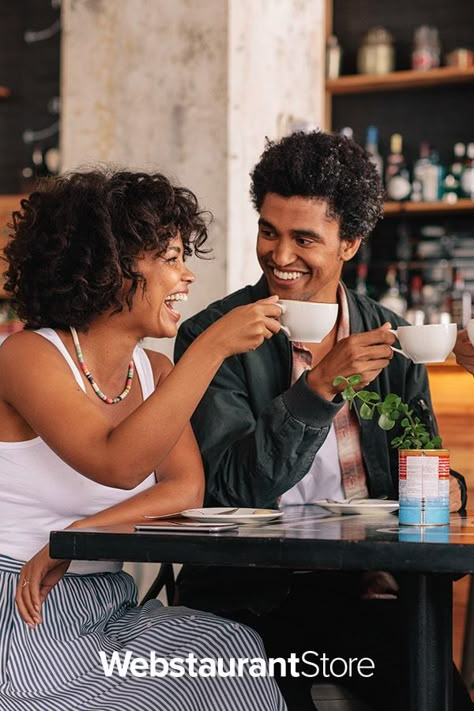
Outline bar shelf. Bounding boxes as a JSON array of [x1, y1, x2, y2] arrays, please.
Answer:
[[383, 199, 474, 217], [326, 67, 474, 96]]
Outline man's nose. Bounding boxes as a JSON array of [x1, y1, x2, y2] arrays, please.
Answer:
[[271, 238, 296, 266]]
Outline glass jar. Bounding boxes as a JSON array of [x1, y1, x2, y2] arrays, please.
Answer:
[[412, 26, 441, 71], [357, 27, 395, 75]]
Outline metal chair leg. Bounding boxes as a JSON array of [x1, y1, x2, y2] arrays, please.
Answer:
[[164, 564, 176, 605], [140, 563, 176, 606]]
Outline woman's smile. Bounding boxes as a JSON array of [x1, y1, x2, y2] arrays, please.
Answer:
[[163, 291, 189, 322]]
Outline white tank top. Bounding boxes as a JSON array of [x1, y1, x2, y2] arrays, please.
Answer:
[[0, 329, 156, 574]]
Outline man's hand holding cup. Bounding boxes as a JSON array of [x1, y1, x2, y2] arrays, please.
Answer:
[[307, 323, 395, 401]]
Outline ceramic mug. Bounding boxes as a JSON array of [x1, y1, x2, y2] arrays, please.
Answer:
[[278, 300, 338, 343], [389, 323, 457, 363]]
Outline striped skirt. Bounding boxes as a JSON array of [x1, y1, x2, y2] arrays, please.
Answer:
[[0, 555, 286, 711]]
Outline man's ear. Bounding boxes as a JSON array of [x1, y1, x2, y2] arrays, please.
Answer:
[[340, 237, 362, 262]]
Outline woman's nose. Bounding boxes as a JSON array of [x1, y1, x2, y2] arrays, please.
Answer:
[[183, 266, 195, 284]]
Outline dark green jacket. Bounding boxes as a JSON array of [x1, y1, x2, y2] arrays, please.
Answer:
[[175, 276, 467, 508]]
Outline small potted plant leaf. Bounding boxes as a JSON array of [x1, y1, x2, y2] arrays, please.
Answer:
[[333, 375, 450, 526]]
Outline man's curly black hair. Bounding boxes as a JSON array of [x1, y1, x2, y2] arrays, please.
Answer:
[[250, 130, 384, 241], [3, 169, 210, 330]]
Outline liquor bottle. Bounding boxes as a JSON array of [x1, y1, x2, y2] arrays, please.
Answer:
[[450, 268, 472, 328], [410, 180, 423, 202], [442, 174, 459, 204], [442, 143, 465, 203], [413, 141, 431, 197], [460, 143, 474, 199], [450, 143, 465, 185], [406, 275, 425, 325], [379, 267, 407, 317], [365, 126, 383, 178], [423, 147, 444, 202], [413, 142, 444, 202], [326, 35, 342, 79], [385, 134, 411, 201]]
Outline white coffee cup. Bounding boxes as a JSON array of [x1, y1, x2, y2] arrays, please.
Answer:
[[389, 323, 457, 363], [467, 319, 474, 346], [279, 300, 338, 343]]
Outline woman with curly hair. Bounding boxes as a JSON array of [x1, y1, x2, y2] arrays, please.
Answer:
[[0, 169, 285, 710]]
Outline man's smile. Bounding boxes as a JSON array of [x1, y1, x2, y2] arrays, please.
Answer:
[[272, 268, 308, 282]]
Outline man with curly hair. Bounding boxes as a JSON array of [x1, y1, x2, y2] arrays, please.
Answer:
[[174, 131, 471, 710]]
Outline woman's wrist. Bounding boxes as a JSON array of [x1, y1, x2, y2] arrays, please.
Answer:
[[193, 324, 229, 363]]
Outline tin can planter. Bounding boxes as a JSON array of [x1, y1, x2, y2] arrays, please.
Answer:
[[398, 449, 450, 526]]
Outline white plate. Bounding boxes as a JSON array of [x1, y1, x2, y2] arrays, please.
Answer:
[[181, 507, 283, 524], [314, 499, 399, 516]]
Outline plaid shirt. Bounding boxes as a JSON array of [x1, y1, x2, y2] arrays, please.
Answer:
[[291, 284, 369, 500]]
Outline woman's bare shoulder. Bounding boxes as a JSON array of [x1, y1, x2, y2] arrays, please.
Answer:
[[143, 348, 174, 386], [0, 330, 75, 385], [0, 330, 72, 403], [0, 330, 52, 362]]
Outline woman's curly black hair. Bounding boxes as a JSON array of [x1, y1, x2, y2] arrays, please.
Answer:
[[250, 130, 384, 241], [3, 169, 210, 330]]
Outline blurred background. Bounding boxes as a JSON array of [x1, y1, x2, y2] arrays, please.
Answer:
[[0, 0, 473, 681]]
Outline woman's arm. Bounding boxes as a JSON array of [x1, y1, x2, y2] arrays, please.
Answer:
[[71, 422, 205, 528], [0, 297, 282, 489], [16, 422, 205, 627]]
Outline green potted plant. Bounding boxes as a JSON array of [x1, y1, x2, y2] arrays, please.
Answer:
[[333, 375, 450, 525]]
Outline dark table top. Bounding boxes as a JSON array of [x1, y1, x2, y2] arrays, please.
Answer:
[[50, 505, 474, 574]]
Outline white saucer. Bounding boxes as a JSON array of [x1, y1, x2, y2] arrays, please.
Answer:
[[181, 507, 283, 524], [314, 499, 399, 516]]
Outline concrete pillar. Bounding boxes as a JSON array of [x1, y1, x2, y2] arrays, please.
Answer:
[[61, 0, 324, 358], [227, 0, 324, 291]]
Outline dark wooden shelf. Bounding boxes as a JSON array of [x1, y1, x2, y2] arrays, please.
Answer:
[[383, 199, 474, 217], [326, 66, 474, 95]]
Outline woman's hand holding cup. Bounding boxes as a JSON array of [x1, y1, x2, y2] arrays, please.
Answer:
[[207, 296, 283, 357]]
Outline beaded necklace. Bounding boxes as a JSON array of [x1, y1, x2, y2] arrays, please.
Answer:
[[70, 326, 134, 405]]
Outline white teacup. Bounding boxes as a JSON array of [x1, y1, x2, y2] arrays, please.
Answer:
[[389, 323, 457, 363], [467, 319, 474, 346], [279, 300, 338, 343]]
